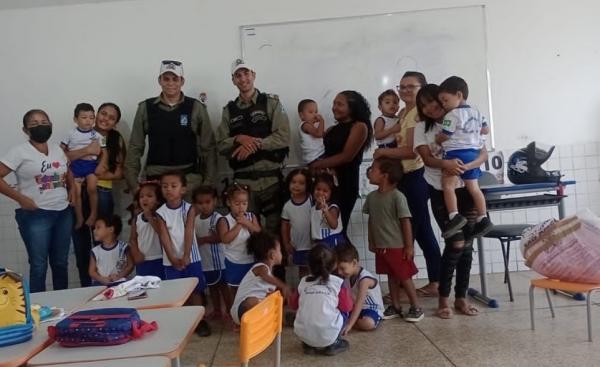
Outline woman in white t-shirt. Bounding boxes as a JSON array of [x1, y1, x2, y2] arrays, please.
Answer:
[[412, 85, 487, 319], [0, 109, 73, 293]]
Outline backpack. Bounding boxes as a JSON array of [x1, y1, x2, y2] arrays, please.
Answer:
[[0, 268, 34, 347], [48, 308, 158, 347]]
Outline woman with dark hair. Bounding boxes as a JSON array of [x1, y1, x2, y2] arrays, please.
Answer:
[[413, 84, 487, 318], [66, 102, 127, 287], [309, 91, 373, 232], [374, 72, 441, 297], [0, 109, 74, 292]]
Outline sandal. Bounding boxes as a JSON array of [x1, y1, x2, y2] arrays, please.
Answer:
[[454, 304, 479, 316], [435, 307, 453, 319], [416, 287, 439, 298]]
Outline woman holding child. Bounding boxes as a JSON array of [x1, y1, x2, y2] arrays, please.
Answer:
[[68, 103, 126, 287], [374, 72, 441, 297], [309, 91, 373, 232], [413, 84, 487, 318]]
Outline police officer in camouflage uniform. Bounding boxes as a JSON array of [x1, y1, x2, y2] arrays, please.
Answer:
[[216, 59, 290, 276], [125, 60, 217, 196]]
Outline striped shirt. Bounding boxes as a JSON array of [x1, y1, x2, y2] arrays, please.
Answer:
[[350, 268, 384, 317], [310, 203, 343, 242], [156, 201, 201, 266], [195, 211, 226, 272]]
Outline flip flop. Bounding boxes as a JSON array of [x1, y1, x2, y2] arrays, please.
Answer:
[[436, 307, 453, 319], [454, 304, 479, 316], [416, 287, 439, 298]]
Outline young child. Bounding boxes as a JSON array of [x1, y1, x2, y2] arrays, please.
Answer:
[[374, 89, 401, 148], [310, 173, 345, 247], [298, 99, 325, 165], [89, 215, 133, 286], [61, 103, 102, 229], [336, 243, 384, 334], [363, 158, 424, 322], [294, 244, 352, 356], [230, 232, 289, 325], [155, 171, 211, 336], [436, 76, 492, 239], [193, 185, 232, 321], [217, 183, 261, 295], [281, 169, 313, 277], [128, 181, 165, 279]]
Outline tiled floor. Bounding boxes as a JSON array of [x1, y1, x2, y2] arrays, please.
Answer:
[[180, 271, 600, 367]]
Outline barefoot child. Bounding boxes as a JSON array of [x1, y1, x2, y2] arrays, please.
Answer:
[[89, 215, 133, 286]]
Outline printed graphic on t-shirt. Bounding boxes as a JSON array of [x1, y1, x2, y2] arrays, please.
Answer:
[[35, 160, 66, 193]]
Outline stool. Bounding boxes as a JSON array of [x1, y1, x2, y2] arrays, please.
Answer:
[[484, 224, 531, 302], [529, 278, 600, 341]]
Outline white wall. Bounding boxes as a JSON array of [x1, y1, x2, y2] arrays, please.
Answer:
[[1, 0, 599, 286]]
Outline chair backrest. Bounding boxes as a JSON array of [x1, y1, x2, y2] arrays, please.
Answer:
[[239, 291, 283, 365]]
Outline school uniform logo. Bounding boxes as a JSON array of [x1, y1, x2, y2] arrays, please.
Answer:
[[180, 114, 189, 127]]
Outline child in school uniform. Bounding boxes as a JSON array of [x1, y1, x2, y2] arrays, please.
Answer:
[[294, 244, 352, 356], [230, 232, 289, 325], [336, 243, 385, 334], [89, 215, 133, 286], [281, 168, 313, 278], [155, 171, 211, 336], [310, 173, 346, 248], [193, 185, 232, 321], [363, 158, 424, 322], [128, 181, 165, 279], [436, 76, 492, 239], [217, 183, 261, 296], [374, 89, 401, 148]]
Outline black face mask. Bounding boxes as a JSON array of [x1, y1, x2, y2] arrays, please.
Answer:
[[28, 125, 52, 143]]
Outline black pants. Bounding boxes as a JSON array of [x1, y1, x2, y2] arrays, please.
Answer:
[[429, 185, 477, 298]]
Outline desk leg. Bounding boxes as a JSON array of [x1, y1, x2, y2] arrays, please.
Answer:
[[558, 198, 566, 219], [468, 237, 499, 308], [172, 357, 181, 367]]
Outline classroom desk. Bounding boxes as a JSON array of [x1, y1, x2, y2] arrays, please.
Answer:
[[469, 180, 576, 308], [33, 356, 171, 367], [28, 306, 205, 367], [1, 286, 106, 367], [81, 277, 198, 310], [30, 286, 106, 313]]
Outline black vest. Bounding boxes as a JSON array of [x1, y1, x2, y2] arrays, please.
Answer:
[[227, 92, 288, 170], [145, 97, 198, 168]]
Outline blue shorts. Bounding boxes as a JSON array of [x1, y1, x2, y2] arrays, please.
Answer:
[[359, 309, 382, 328], [136, 259, 164, 279], [71, 159, 98, 178], [444, 149, 481, 180], [164, 261, 206, 292], [292, 250, 310, 266], [319, 233, 348, 249], [204, 269, 225, 286], [224, 259, 254, 287]]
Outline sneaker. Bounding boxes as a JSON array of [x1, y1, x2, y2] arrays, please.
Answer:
[[404, 307, 424, 323], [322, 338, 349, 356], [302, 342, 318, 355], [382, 305, 403, 320], [195, 319, 212, 337], [471, 217, 493, 238], [442, 214, 468, 238]]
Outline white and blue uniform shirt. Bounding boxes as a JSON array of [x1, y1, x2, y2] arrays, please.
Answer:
[[281, 196, 313, 251], [230, 263, 275, 324], [350, 268, 384, 317], [61, 127, 103, 160], [195, 211, 226, 272], [441, 105, 487, 152], [91, 240, 129, 277], [310, 203, 343, 241], [221, 213, 255, 264], [156, 201, 201, 266], [135, 212, 163, 261]]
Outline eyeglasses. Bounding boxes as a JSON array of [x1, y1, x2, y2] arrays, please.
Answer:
[[396, 84, 421, 91], [161, 60, 182, 66]]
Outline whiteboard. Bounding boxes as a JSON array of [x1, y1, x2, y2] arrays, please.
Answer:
[[240, 5, 493, 166]]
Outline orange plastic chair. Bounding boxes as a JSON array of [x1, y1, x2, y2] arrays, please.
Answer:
[[239, 291, 283, 367], [529, 278, 600, 341]]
